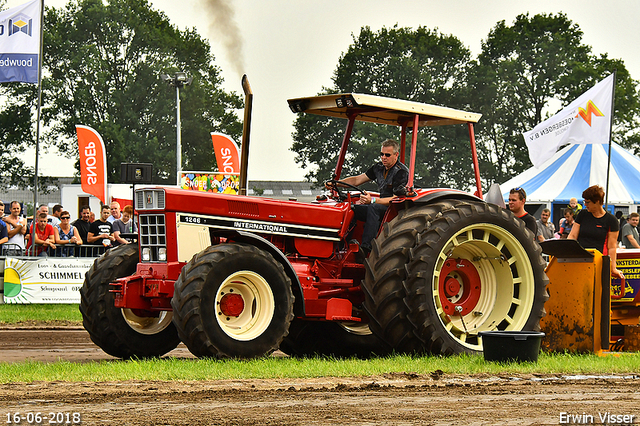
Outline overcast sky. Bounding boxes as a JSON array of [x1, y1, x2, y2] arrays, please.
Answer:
[[10, 0, 640, 181]]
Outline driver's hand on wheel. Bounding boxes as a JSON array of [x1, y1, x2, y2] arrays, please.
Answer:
[[359, 190, 372, 204], [324, 180, 335, 190]]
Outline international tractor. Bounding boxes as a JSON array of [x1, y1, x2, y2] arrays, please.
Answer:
[[79, 77, 549, 359]]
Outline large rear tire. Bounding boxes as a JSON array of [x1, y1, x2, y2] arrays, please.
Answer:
[[79, 245, 181, 359], [362, 201, 459, 353], [171, 243, 294, 358], [363, 200, 548, 355]]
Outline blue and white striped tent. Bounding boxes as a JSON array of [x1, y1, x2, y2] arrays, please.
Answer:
[[500, 142, 640, 205]]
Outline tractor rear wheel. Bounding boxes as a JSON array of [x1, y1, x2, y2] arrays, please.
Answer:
[[361, 200, 460, 353], [80, 244, 181, 359], [171, 243, 294, 358], [363, 200, 548, 355]]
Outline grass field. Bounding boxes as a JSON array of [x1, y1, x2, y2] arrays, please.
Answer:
[[1, 304, 640, 383], [0, 304, 82, 325], [1, 352, 640, 383]]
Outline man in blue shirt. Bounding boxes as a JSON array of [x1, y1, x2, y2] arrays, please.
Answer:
[[0, 201, 8, 249]]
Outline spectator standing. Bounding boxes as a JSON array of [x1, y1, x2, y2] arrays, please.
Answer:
[[558, 208, 575, 239], [54, 210, 83, 256], [52, 204, 63, 225], [38, 205, 60, 227], [4, 201, 26, 253], [72, 205, 92, 243], [616, 211, 625, 242], [0, 201, 9, 249], [621, 212, 640, 249], [107, 201, 121, 224], [113, 205, 137, 246], [568, 185, 622, 279], [26, 212, 56, 256], [508, 187, 537, 235], [536, 208, 555, 242], [87, 205, 115, 246]]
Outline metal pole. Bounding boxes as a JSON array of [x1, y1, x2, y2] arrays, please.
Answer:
[[30, 0, 45, 255], [468, 123, 483, 200], [238, 75, 253, 195], [604, 70, 617, 209], [176, 85, 181, 186]]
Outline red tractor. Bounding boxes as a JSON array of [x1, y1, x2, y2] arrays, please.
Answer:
[[80, 80, 548, 359]]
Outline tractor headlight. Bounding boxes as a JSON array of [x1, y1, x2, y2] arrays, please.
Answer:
[[158, 248, 167, 261], [142, 248, 151, 261]]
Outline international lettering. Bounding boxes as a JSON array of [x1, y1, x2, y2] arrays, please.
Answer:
[[233, 221, 288, 233]]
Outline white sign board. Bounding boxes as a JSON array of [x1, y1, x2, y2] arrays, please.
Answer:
[[3, 257, 93, 304]]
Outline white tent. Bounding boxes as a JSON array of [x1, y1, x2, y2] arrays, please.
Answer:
[[500, 142, 640, 206]]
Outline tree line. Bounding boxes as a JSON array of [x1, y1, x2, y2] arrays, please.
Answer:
[[292, 15, 640, 189], [0, 0, 243, 186]]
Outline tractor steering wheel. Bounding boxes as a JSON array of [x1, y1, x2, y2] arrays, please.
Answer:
[[325, 179, 365, 202]]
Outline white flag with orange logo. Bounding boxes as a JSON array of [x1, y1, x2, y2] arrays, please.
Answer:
[[523, 73, 614, 168], [76, 125, 107, 204], [211, 133, 240, 174]]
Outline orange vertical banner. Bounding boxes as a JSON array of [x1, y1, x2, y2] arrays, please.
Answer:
[[211, 133, 240, 174], [76, 125, 107, 204]]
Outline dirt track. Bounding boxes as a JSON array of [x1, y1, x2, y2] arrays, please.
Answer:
[[1, 328, 640, 425]]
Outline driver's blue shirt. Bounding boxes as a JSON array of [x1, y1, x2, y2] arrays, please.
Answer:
[[365, 161, 409, 198]]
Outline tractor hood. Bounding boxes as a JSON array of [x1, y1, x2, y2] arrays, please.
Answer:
[[287, 93, 481, 127]]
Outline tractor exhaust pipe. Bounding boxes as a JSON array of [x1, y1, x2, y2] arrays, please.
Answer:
[[239, 74, 253, 195]]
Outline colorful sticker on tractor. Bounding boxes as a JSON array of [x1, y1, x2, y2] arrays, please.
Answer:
[[180, 173, 239, 194], [613, 259, 640, 302]]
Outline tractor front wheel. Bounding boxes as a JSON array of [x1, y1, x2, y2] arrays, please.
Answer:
[[79, 245, 181, 359], [171, 243, 294, 358]]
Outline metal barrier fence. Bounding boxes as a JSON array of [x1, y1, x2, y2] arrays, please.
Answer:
[[2, 234, 138, 258]]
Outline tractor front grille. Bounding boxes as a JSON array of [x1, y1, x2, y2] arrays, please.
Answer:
[[139, 214, 166, 262]]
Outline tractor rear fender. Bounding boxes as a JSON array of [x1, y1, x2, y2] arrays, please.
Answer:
[[211, 229, 305, 317], [409, 189, 481, 205]]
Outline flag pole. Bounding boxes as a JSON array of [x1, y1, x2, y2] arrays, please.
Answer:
[[604, 70, 617, 209], [29, 0, 45, 255]]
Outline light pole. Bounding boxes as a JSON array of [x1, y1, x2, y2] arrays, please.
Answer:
[[161, 71, 192, 185]]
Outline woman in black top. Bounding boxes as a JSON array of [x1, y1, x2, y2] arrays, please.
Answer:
[[568, 185, 623, 279]]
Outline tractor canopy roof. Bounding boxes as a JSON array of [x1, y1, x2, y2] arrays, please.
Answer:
[[287, 93, 481, 127]]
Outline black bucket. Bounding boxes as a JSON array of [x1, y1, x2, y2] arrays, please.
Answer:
[[479, 331, 545, 363]]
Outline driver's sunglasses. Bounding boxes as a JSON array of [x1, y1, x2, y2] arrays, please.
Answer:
[[61, 216, 70, 220], [380, 152, 393, 157]]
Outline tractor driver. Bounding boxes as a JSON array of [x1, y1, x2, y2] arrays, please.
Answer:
[[328, 139, 409, 257]]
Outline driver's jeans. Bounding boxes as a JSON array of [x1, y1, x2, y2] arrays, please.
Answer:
[[353, 203, 388, 251]]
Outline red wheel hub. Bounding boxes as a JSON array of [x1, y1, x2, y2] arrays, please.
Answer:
[[438, 258, 481, 316], [219, 293, 244, 317]]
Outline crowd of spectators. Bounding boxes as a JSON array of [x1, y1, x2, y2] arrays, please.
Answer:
[[0, 200, 137, 257]]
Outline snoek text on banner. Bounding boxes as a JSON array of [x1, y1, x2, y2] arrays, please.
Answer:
[[76, 125, 107, 204], [211, 133, 241, 174]]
